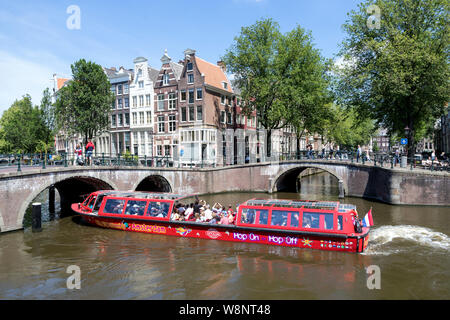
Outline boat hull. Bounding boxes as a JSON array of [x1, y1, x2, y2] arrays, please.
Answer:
[[77, 209, 370, 253]]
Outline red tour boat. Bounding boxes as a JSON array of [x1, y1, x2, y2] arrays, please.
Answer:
[[71, 191, 373, 253]]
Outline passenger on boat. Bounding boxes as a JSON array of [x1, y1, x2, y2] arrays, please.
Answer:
[[199, 208, 207, 222], [204, 205, 213, 221], [177, 204, 186, 216], [228, 212, 235, 225], [246, 209, 256, 224], [219, 213, 230, 225], [172, 210, 180, 221], [193, 201, 202, 214], [292, 213, 299, 227], [113, 202, 124, 214], [303, 216, 312, 228], [185, 203, 194, 220], [209, 212, 219, 224]]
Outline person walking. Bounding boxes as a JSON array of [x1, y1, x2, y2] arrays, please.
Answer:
[[85, 140, 95, 166], [394, 148, 400, 166], [356, 145, 362, 163]]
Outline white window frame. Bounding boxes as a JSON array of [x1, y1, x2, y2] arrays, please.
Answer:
[[187, 73, 194, 84], [163, 74, 170, 85], [168, 114, 176, 132], [158, 115, 165, 133], [168, 93, 176, 110], [158, 94, 165, 111]]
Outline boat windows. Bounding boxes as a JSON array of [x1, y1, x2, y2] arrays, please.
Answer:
[[258, 209, 269, 225], [323, 213, 334, 230], [87, 196, 96, 209], [82, 195, 92, 207], [302, 212, 320, 229], [146, 201, 170, 218], [125, 200, 147, 216], [103, 199, 126, 214], [93, 195, 106, 211], [290, 212, 300, 227], [337, 215, 343, 230], [241, 208, 256, 224], [271, 210, 288, 227]]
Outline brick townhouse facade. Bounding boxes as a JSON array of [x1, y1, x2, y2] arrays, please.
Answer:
[[153, 50, 184, 161]]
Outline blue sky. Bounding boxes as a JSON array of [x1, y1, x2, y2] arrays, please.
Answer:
[[0, 0, 362, 115]]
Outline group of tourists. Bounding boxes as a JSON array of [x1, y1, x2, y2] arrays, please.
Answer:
[[171, 200, 236, 225]]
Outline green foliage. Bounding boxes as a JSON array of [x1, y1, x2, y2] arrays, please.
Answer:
[[55, 59, 114, 144], [223, 19, 285, 132], [335, 0, 449, 151], [223, 18, 332, 155], [324, 104, 376, 149], [0, 95, 51, 154]]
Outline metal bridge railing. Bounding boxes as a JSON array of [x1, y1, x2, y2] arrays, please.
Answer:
[[1, 151, 449, 173]]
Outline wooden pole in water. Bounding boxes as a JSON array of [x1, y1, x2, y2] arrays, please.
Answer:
[[49, 185, 55, 219], [32, 203, 42, 232]]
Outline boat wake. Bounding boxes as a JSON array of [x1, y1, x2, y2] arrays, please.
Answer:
[[363, 225, 450, 256]]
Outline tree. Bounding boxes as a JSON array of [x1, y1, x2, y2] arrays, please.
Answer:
[[40, 87, 56, 136], [278, 26, 333, 155], [55, 59, 114, 145], [336, 0, 449, 156], [223, 19, 292, 158], [0, 95, 50, 154]]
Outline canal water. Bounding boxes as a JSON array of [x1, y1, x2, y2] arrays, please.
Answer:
[[0, 173, 449, 299]]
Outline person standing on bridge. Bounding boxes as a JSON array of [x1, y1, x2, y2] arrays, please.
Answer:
[[75, 144, 83, 166], [85, 140, 95, 166], [356, 145, 362, 163]]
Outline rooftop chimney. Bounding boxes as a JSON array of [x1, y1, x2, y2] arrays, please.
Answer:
[[217, 61, 226, 72]]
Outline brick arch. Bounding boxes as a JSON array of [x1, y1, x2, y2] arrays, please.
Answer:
[[271, 164, 348, 196], [16, 175, 118, 228], [133, 174, 173, 193]]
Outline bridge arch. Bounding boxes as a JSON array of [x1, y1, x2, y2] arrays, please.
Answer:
[[134, 175, 173, 193], [17, 175, 117, 229], [271, 165, 348, 197]]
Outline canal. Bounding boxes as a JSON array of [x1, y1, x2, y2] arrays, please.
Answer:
[[0, 172, 449, 299]]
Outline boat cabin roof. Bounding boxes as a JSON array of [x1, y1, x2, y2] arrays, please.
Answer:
[[242, 199, 356, 213], [87, 190, 191, 201]]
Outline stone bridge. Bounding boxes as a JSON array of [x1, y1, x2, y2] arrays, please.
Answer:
[[0, 160, 448, 233]]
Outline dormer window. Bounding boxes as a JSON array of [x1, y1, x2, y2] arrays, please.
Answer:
[[138, 69, 142, 77], [139, 81, 144, 88], [222, 82, 228, 90], [187, 62, 193, 71]]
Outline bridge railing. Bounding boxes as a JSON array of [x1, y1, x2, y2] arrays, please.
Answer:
[[0, 152, 175, 172], [1, 150, 449, 173]]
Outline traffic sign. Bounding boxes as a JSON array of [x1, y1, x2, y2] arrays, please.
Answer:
[[401, 138, 408, 145]]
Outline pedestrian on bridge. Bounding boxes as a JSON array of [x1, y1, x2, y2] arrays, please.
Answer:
[[86, 140, 95, 166]]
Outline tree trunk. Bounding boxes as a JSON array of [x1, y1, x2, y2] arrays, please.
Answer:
[[266, 129, 272, 159]]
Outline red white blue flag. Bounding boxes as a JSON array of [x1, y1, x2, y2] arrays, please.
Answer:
[[362, 208, 374, 227]]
